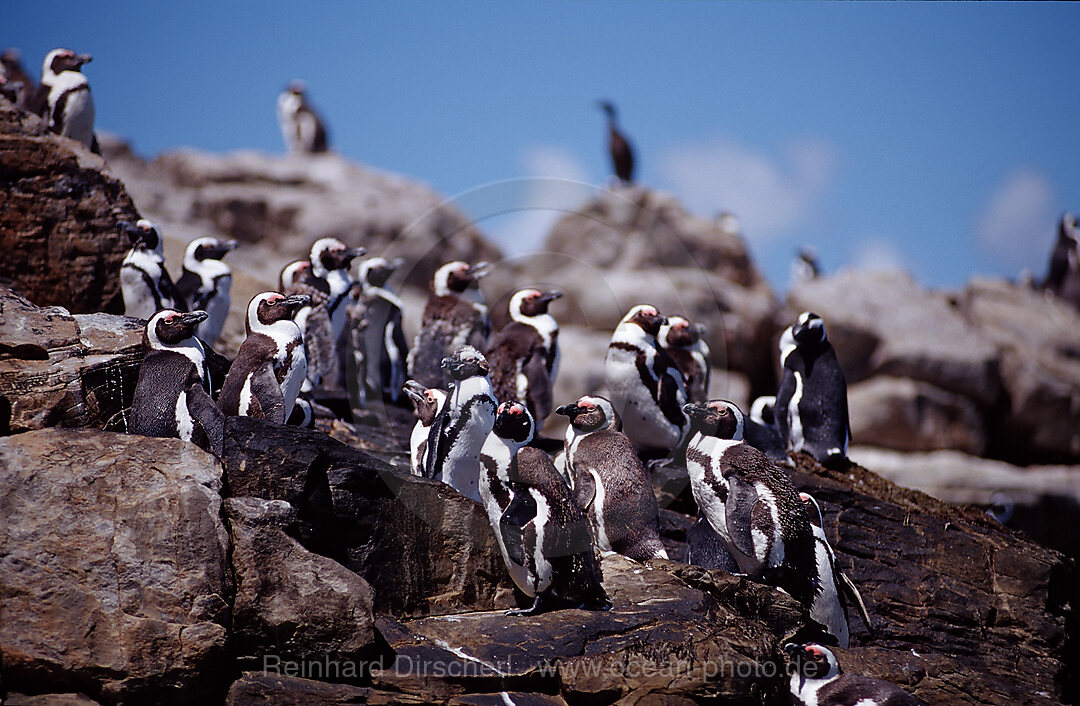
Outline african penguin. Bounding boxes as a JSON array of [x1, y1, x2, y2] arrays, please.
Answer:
[[790, 246, 821, 289], [1042, 212, 1080, 308], [598, 100, 634, 184], [277, 80, 329, 155], [32, 48, 97, 152], [407, 260, 492, 388], [423, 346, 497, 502], [219, 292, 311, 423], [496, 405, 611, 615], [746, 395, 787, 462], [658, 315, 711, 404], [799, 492, 873, 648], [357, 257, 409, 403], [120, 219, 182, 319], [403, 379, 447, 476], [604, 304, 688, 459], [303, 237, 365, 392], [785, 643, 923, 706], [686, 518, 739, 573], [556, 395, 668, 562], [130, 309, 224, 455], [175, 236, 238, 345], [487, 288, 562, 423], [287, 397, 316, 428], [776, 312, 851, 467], [1, 48, 34, 110], [683, 399, 817, 610]]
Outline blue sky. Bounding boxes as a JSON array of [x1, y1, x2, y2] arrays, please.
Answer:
[[8, 2, 1080, 293]]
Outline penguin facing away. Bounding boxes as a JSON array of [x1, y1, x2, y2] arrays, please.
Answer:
[[556, 395, 669, 563], [175, 236, 238, 345], [775, 312, 851, 467], [658, 315, 711, 404], [683, 399, 817, 610], [785, 643, 924, 706], [403, 379, 447, 476], [746, 395, 787, 462], [130, 309, 224, 455], [799, 492, 873, 648], [277, 79, 329, 154], [487, 288, 563, 423], [408, 260, 492, 388], [598, 100, 635, 184], [219, 292, 311, 423], [357, 257, 409, 403], [32, 48, 96, 151], [120, 219, 182, 319], [498, 411, 611, 615], [604, 304, 689, 458], [424, 346, 497, 502]]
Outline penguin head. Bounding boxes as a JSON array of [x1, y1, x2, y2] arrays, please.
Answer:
[[186, 237, 238, 265], [784, 643, 840, 681], [43, 48, 92, 79], [403, 379, 445, 425], [146, 309, 207, 348], [310, 237, 365, 276], [511, 288, 562, 320], [798, 492, 824, 527], [279, 260, 312, 291], [285, 79, 307, 97], [433, 261, 492, 295], [556, 395, 621, 433], [493, 401, 535, 446], [792, 312, 827, 346], [749, 396, 776, 427], [682, 400, 744, 441], [441, 345, 490, 381], [659, 316, 701, 349], [623, 305, 667, 338], [248, 291, 311, 333], [358, 256, 405, 288], [120, 219, 163, 254]]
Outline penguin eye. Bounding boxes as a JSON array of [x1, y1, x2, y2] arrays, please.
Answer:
[[165, 315, 178, 324]]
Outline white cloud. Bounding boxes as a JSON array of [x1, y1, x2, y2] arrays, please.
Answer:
[[975, 169, 1057, 267], [850, 235, 906, 272], [657, 136, 838, 244]]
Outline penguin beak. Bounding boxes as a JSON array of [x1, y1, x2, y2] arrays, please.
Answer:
[[345, 247, 366, 261], [539, 290, 563, 305], [75, 53, 93, 67], [281, 294, 311, 310], [555, 403, 580, 418], [179, 310, 209, 326], [209, 240, 239, 259], [682, 402, 708, 423], [389, 256, 406, 271], [783, 643, 804, 658], [403, 380, 427, 405], [692, 322, 707, 336], [469, 262, 493, 279], [118, 221, 141, 242]]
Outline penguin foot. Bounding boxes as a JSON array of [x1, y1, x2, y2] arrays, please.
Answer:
[[506, 594, 548, 616]]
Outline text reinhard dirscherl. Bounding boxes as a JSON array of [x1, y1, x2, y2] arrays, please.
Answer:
[[261, 654, 793, 680]]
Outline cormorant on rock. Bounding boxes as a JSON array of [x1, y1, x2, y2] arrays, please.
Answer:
[[598, 100, 635, 184]]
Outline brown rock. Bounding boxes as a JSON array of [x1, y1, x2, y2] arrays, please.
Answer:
[[224, 672, 428, 705], [0, 101, 139, 314], [0, 429, 231, 704]]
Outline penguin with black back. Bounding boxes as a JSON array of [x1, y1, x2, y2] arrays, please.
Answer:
[[487, 288, 562, 423], [175, 236, 238, 346], [356, 257, 409, 403], [120, 219, 183, 319], [785, 643, 923, 706], [657, 315, 711, 404]]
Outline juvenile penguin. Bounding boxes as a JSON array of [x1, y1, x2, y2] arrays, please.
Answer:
[[598, 100, 635, 184], [746, 395, 787, 462], [120, 219, 182, 319], [130, 309, 224, 455], [424, 346, 497, 502], [277, 80, 329, 154], [556, 395, 668, 562], [408, 260, 492, 388], [799, 492, 873, 648], [658, 315, 711, 403], [785, 643, 923, 706], [219, 292, 311, 423], [175, 236, 238, 345], [497, 404, 611, 615], [33, 48, 96, 151], [487, 288, 562, 422], [357, 257, 409, 403], [683, 399, 817, 609], [604, 305, 688, 458], [1042, 212, 1080, 308], [775, 312, 851, 467], [403, 379, 447, 475]]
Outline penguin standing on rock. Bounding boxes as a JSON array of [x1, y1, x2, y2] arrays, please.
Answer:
[[487, 288, 562, 423], [556, 395, 668, 562], [219, 292, 311, 423], [175, 237, 238, 346], [31, 48, 97, 152], [130, 309, 224, 455], [424, 346, 497, 502], [658, 315, 711, 403], [277, 80, 329, 154], [403, 379, 447, 475], [775, 312, 851, 467], [683, 400, 817, 610], [303, 238, 365, 392], [604, 305, 688, 460], [356, 257, 409, 403], [120, 220, 182, 320], [746, 395, 787, 462], [785, 643, 923, 706], [496, 404, 611, 615], [408, 261, 492, 388], [1042, 212, 1080, 308]]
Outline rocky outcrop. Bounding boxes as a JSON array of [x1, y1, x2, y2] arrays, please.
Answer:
[[0, 100, 138, 314], [0, 429, 232, 704]]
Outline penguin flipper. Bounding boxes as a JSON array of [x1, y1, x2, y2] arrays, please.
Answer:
[[249, 362, 286, 423], [656, 365, 688, 427], [571, 466, 597, 512], [500, 489, 537, 568], [187, 383, 225, 456], [838, 568, 874, 636], [158, 271, 184, 312], [724, 476, 765, 564], [523, 349, 552, 421]]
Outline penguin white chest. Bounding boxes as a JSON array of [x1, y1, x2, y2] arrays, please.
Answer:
[[529, 489, 554, 594], [440, 378, 495, 502]]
